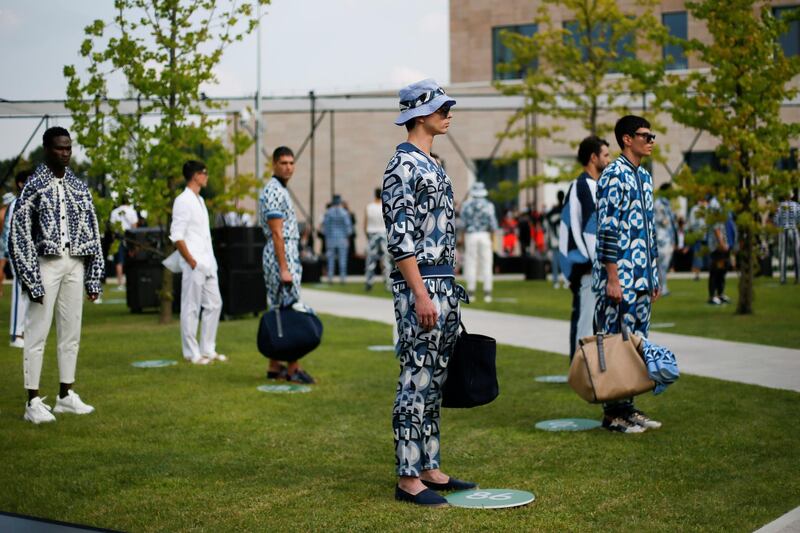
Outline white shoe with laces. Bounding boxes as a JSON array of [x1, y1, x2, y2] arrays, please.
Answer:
[[205, 352, 228, 362], [53, 390, 95, 415], [24, 396, 56, 424]]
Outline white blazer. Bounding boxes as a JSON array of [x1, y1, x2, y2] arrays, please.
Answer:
[[169, 187, 217, 275]]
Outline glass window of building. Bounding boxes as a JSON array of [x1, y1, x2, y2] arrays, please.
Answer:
[[774, 6, 800, 57], [492, 24, 537, 80], [562, 20, 634, 73], [662, 11, 688, 70]]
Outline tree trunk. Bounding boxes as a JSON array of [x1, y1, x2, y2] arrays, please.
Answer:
[[736, 223, 755, 315], [159, 266, 174, 324]]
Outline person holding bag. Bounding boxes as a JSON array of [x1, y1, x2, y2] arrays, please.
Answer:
[[593, 115, 663, 434], [382, 79, 477, 507]]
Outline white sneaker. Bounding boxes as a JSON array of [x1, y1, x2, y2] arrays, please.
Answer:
[[10, 337, 24, 349], [53, 390, 95, 415], [483, 295, 493, 303], [187, 356, 212, 365], [24, 396, 56, 424], [205, 352, 228, 362]]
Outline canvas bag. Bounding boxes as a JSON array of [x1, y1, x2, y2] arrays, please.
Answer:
[[568, 318, 654, 403], [441, 322, 499, 409]]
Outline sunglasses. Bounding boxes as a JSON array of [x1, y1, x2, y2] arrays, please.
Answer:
[[633, 131, 656, 143], [435, 105, 452, 118]]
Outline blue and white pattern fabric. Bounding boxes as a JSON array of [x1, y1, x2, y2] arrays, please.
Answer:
[[365, 232, 392, 290], [8, 164, 104, 299], [641, 339, 679, 395], [381, 142, 456, 269], [392, 275, 463, 477], [592, 155, 659, 296], [0, 195, 15, 259], [460, 197, 498, 234], [558, 173, 598, 279], [654, 197, 677, 250], [774, 200, 800, 230], [393, 79, 456, 125], [259, 177, 302, 307], [321, 205, 353, 247], [382, 141, 461, 477]]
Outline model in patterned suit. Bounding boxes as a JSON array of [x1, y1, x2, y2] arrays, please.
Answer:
[[258, 146, 314, 385], [384, 79, 477, 508], [8, 128, 100, 424], [593, 115, 662, 434]]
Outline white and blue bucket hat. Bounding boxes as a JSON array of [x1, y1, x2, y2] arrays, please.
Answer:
[[394, 78, 456, 126]]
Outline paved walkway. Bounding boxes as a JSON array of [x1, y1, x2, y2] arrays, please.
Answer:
[[303, 288, 800, 393]]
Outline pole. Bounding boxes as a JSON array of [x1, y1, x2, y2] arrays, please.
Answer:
[[309, 90, 316, 251], [330, 110, 335, 197], [254, 4, 263, 181]]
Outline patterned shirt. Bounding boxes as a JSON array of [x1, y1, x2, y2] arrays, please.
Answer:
[[381, 142, 456, 267], [654, 197, 677, 250], [259, 177, 300, 242], [0, 196, 15, 259], [322, 205, 353, 247], [460, 197, 498, 234], [774, 200, 800, 230], [9, 164, 104, 298], [593, 155, 659, 294]]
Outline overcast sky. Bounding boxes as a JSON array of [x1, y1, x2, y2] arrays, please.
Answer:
[[0, 0, 449, 159]]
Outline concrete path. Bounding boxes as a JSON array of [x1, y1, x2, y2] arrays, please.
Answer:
[[303, 288, 800, 393]]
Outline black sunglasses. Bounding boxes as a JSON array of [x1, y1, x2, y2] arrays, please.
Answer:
[[435, 105, 452, 118], [633, 131, 656, 143]]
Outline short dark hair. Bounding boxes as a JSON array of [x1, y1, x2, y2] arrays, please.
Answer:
[[272, 146, 294, 162], [43, 126, 70, 148], [15, 169, 34, 190], [182, 160, 206, 181], [374, 188, 381, 199], [614, 115, 651, 150], [577, 135, 609, 166]]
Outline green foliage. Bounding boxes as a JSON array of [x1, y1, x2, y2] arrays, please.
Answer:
[[494, 0, 662, 185], [647, 0, 800, 313], [64, 0, 267, 231]]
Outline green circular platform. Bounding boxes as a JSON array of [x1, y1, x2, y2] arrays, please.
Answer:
[[257, 384, 312, 394], [534, 375, 568, 383], [535, 418, 601, 432], [447, 489, 535, 509], [368, 345, 395, 352], [131, 360, 178, 368]]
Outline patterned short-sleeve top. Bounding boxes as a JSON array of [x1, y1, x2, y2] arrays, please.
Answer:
[[259, 176, 300, 242], [381, 142, 456, 268]]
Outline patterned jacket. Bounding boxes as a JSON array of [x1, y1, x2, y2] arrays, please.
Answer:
[[774, 200, 800, 230], [322, 205, 353, 247], [654, 197, 677, 251], [593, 155, 659, 294], [8, 164, 104, 298], [259, 177, 300, 242], [381, 142, 456, 268], [460, 197, 498, 234]]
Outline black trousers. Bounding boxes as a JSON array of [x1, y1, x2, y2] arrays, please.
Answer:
[[708, 250, 729, 298]]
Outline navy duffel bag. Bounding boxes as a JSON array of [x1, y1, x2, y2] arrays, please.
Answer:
[[257, 295, 323, 362]]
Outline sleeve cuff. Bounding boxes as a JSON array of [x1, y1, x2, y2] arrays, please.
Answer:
[[266, 213, 285, 220], [391, 251, 415, 261]]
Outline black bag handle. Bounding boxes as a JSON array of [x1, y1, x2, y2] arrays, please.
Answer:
[[596, 305, 629, 372]]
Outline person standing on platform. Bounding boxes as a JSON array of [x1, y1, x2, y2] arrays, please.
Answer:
[[774, 192, 800, 284], [460, 182, 497, 303], [259, 146, 315, 384], [3, 170, 33, 348], [9, 127, 103, 424], [170, 160, 226, 365], [321, 194, 353, 284], [383, 79, 477, 507], [364, 187, 392, 291], [546, 191, 567, 288], [593, 116, 662, 433], [688, 198, 708, 281], [706, 196, 734, 304], [561, 135, 609, 358], [654, 183, 678, 297], [109, 200, 138, 290]]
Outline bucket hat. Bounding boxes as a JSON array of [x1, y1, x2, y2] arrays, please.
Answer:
[[394, 78, 456, 126], [469, 182, 488, 198]]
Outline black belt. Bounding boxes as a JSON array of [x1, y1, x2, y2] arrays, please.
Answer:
[[390, 264, 454, 281]]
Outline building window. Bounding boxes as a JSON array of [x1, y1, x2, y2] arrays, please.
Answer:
[[662, 11, 688, 70], [474, 158, 519, 213], [492, 24, 537, 80], [684, 151, 725, 173], [777, 148, 798, 171], [774, 6, 800, 57], [562, 20, 634, 73]]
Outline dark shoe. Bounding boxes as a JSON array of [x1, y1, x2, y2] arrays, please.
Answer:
[[602, 414, 646, 433], [288, 369, 315, 384], [719, 294, 731, 304], [627, 409, 662, 429], [266, 365, 288, 380], [394, 486, 449, 507], [422, 477, 478, 492]]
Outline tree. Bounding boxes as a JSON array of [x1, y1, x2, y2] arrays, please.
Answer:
[[493, 0, 661, 191], [650, 0, 800, 314], [65, 0, 266, 323]]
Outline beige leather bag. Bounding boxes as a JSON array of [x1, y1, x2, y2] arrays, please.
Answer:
[[568, 324, 655, 403]]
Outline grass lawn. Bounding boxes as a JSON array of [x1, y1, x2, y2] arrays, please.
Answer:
[[0, 291, 798, 532], [316, 277, 800, 349]]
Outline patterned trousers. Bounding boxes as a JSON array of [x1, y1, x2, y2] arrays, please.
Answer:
[[778, 228, 800, 283], [594, 289, 652, 416], [365, 232, 392, 290], [263, 238, 302, 308], [392, 276, 461, 477]]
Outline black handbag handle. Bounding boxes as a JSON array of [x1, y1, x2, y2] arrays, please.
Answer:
[[596, 307, 629, 373]]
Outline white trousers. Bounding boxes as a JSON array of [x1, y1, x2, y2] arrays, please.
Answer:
[[180, 266, 222, 360], [464, 231, 493, 293], [10, 276, 29, 339], [24, 255, 84, 390], [575, 273, 596, 350]]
